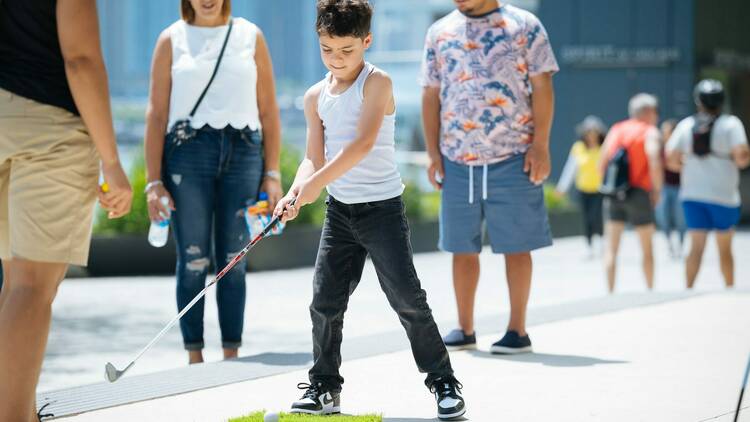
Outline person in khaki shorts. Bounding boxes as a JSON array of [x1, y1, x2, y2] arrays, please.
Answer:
[[0, 0, 133, 420]]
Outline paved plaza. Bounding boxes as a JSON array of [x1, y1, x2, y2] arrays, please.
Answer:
[[39, 231, 750, 421]]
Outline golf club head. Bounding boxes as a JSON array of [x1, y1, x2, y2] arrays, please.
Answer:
[[104, 362, 122, 383]]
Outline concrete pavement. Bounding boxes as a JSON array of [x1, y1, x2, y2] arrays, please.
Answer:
[[38, 231, 750, 421], [56, 291, 750, 421]]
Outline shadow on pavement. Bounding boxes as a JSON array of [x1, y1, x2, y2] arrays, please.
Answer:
[[467, 350, 627, 367], [235, 352, 312, 366]]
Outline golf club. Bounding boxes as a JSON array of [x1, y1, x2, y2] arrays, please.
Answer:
[[104, 198, 296, 383], [734, 353, 750, 422]]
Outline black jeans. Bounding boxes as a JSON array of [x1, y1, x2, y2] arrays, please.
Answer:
[[577, 190, 603, 245], [309, 195, 453, 391]]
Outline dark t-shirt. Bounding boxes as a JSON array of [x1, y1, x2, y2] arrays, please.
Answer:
[[661, 150, 681, 186], [0, 0, 78, 115]]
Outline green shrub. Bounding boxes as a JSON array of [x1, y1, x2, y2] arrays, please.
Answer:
[[543, 184, 572, 211], [93, 144, 444, 235], [403, 182, 440, 222], [280, 146, 326, 227], [93, 144, 331, 235]]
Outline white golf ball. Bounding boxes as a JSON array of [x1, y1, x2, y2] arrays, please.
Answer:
[[263, 411, 280, 422]]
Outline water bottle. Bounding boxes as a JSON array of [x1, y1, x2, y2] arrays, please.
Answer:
[[245, 193, 284, 239], [245, 193, 268, 239], [148, 196, 171, 248]]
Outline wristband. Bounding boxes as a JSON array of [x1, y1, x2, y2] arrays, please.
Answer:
[[264, 170, 281, 181], [144, 180, 164, 193]]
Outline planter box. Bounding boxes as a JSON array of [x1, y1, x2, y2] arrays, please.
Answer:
[[548, 209, 584, 238], [84, 226, 323, 277], [79, 209, 584, 278], [245, 225, 321, 272], [409, 220, 440, 253], [86, 235, 177, 277]]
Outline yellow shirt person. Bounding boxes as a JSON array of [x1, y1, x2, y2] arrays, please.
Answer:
[[570, 141, 602, 193], [556, 116, 608, 253]]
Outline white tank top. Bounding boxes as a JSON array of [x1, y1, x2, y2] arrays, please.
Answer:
[[318, 62, 404, 204], [167, 18, 261, 131]]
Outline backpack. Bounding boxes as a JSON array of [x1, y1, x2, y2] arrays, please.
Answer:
[[692, 113, 718, 157], [600, 147, 630, 200]]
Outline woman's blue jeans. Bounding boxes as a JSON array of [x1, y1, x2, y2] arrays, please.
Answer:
[[163, 125, 263, 350]]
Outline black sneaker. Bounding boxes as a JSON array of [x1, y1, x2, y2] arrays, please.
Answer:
[[443, 329, 477, 351], [290, 382, 341, 415], [429, 375, 466, 420], [490, 330, 533, 354]]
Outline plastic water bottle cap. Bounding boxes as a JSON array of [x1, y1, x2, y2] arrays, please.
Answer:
[[259, 192, 269, 201]]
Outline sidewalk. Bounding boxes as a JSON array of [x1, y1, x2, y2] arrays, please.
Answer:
[[55, 291, 750, 422], [40, 232, 749, 391]]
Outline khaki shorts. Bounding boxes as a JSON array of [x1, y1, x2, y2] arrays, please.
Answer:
[[0, 88, 99, 266]]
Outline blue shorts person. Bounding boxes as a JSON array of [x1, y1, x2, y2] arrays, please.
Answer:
[[682, 201, 740, 231], [440, 154, 552, 254], [421, 2, 559, 354], [665, 79, 750, 288]]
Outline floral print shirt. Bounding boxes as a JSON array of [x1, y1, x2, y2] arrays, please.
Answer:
[[420, 5, 559, 165]]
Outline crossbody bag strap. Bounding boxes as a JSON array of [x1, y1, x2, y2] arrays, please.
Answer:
[[188, 18, 234, 118]]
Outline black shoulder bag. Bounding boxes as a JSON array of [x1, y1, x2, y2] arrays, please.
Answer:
[[168, 18, 234, 144], [692, 112, 718, 158], [600, 147, 631, 200]]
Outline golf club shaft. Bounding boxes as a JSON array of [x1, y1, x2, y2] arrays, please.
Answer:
[[118, 199, 295, 376], [734, 353, 750, 422]]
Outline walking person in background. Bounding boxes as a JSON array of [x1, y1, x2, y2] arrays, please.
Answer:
[[656, 119, 686, 258], [422, 0, 558, 354], [666, 80, 750, 289], [143, 0, 282, 364], [601, 94, 663, 293], [556, 115, 607, 257], [0, 0, 133, 420]]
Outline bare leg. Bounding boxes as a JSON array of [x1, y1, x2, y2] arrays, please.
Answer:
[[505, 252, 532, 336], [605, 221, 625, 293], [715, 230, 734, 288], [686, 231, 708, 289], [0, 259, 67, 422], [452, 254, 480, 335], [635, 224, 656, 290], [188, 350, 204, 365], [223, 348, 238, 360]]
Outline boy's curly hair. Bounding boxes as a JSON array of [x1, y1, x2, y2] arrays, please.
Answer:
[[316, 0, 373, 39]]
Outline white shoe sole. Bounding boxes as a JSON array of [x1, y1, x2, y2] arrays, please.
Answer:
[[289, 406, 341, 415], [490, 345, 533, 354], [446, 343, 478, 352], [438, 407, 467, 420]]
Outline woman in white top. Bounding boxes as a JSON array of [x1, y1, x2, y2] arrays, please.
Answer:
[[143, 0, 282, 364]]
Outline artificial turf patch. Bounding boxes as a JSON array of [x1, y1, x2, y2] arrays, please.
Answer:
[[230, 411, 382, 422]]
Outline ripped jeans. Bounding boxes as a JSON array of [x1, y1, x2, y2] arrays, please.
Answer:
[[163, 125, 263, 350]]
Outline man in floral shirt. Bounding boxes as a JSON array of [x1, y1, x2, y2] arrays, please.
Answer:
[[421, 0, 558, 353]]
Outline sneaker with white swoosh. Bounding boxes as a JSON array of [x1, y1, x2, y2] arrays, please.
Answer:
[[290, 382, 341, 415], [430, 375, 466, 420]]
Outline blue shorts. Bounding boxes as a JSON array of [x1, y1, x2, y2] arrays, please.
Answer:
[[439, 154, 553, 254], [682, 200, 740, 231]]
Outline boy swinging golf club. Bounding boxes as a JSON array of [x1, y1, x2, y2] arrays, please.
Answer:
[[274, 1, 466, 420]]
